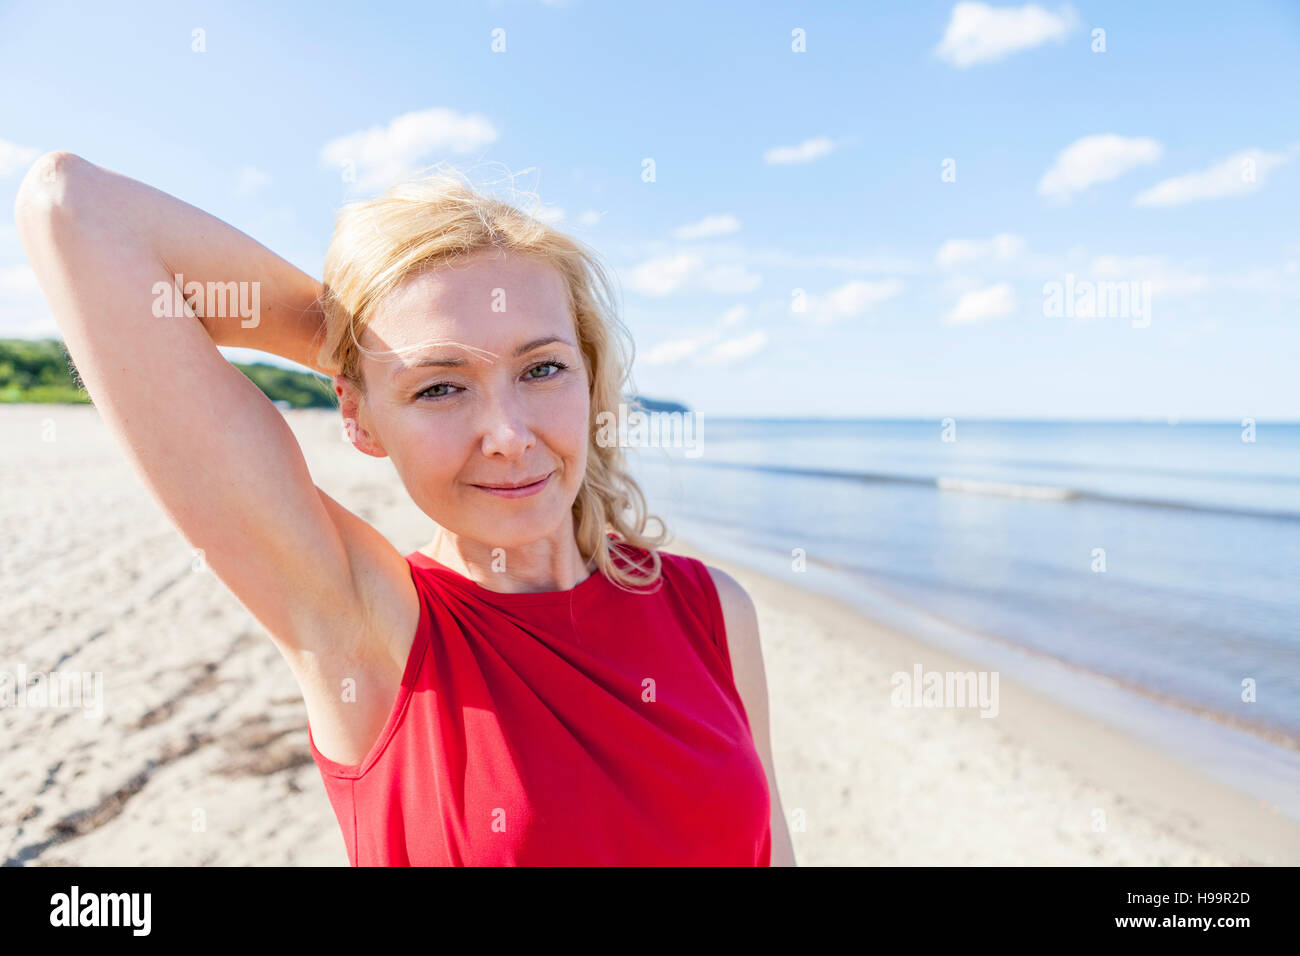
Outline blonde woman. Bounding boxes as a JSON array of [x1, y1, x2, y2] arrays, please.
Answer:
[[14, 152, 795, 866]]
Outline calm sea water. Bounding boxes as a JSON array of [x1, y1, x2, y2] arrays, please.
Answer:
[[627, 419, 1300, 747]]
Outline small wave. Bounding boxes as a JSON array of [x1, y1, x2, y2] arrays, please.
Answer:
[[663, 459, 1300, 522], [936, 477, 1076, 500]]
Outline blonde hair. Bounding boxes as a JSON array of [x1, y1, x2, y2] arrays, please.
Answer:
[[316, 165, 669, 591]]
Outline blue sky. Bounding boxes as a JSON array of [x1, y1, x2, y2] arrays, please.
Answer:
[[2, 0, 1297, 420]]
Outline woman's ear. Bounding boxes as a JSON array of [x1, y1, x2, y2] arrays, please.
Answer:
[[335, 374, 388, 458]]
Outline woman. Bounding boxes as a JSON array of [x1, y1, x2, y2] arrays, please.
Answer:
[[14, 151, 795, 866]]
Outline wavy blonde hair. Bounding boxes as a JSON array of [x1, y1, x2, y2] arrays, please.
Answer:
[[315, 165, 669, 591]]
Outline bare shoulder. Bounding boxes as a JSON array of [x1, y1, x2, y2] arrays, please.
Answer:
[[704, 564, 759, 640], [702, 564, 763, 687], [702, 564, 776, 761]]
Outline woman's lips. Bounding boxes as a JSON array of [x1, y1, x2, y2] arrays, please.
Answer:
[[470, 471, 553, 499]]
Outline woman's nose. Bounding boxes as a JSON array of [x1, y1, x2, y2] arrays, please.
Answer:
[[478, 391, 536, 458]]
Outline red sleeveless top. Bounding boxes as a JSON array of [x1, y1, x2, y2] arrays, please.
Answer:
[[306, 541, 772, 866]]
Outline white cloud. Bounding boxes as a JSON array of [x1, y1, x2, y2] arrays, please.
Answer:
[[1133, 147, 1295, 207], [944, 282, 1016, 324], [235, 164, 271, 197], [641, 332, 717, 365], [621, 238, 921, 275], [0, 263, 56, 337], [747, 249, 920, 273], [531, 204, 565, 225], [1038, 134, 1163, 200], [672, 214, 741, 240], [577, 209, 604, 226], [0, 313, 59, 338], [702, 330, 769, 364], [936, 233, 1026, 268], [0, 264, 40, 297], [320, 107, 499, 194], [697, 264, 762, 294], [1088, 255, 1210, 296], [935, 2, 1078, 68], [0, 139, 41, 177], [763, 136, 835, 165], [799, 278, 905, 325], [626, 254, 760, 296], [628, 254, 702, 296], [720, 304, 748, 327], [640, 305, 753, 366]]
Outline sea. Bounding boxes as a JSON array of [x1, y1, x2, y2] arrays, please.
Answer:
[[625, 418, 1300, 819]]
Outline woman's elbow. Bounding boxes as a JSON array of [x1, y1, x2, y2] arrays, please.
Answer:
[[15, 150, 86, 225]]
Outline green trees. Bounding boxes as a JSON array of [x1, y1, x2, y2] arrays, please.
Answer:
[[0, 339, 335, 407]]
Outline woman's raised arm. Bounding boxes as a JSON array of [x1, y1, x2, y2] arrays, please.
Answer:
[[13, 151, 413, 671]]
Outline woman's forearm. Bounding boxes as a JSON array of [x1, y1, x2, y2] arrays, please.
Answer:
[[21, 151, 333, 376]]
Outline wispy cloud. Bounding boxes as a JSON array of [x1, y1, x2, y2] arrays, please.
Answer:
[[234, 164, 271, 197], [935, 2, 1078, 68], [798, 279, 905, 325], [627, 253, 761, 296], [0, 263, 57, 337], [531, 204, 565, 225], [1038, 134, 1163, 201], [702, 330, 768, 364], [720, 304, 748, 327], [1088, 254, 1210, 296], [936, 233, 1026, 268], [622, 238, 921, 276], [320, 107, 500, 193], [640, 302, 756, 366], [763, 136, 836, 165], [0, 264, 40, 297], [641, 331, 718, 365], [744, 249, 921, 273], [1133, 146, 1297, 207], [0, 139, 41, 178], [629, 254, 700, 296], [944, 282, 1016, 324], [697, 264, 762, 294], [672, 214, 741, 240]]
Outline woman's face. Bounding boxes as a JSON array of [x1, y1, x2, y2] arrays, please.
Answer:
[[338, 248, 590, 551]]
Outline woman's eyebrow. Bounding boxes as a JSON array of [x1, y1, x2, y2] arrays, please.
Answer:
[[405, 336, 576, 369]]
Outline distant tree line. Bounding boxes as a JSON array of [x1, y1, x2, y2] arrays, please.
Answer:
[[0, 338, 336, 407]]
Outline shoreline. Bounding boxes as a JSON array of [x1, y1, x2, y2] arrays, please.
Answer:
[[802, 550, 1300, 756], [663, 528, 1300, 865]]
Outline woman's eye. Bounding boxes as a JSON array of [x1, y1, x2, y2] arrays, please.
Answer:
[[418, 383, 458, 399], [526, 361, 567, 379]]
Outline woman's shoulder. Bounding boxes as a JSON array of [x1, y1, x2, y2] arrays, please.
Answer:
[[606, 538, 702, 588], [607, 542, 734, 626]]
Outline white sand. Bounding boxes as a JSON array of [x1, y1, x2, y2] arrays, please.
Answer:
[[2, 404, 1296, 865]]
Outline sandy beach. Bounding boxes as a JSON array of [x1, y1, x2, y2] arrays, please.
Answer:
[[2, 403, 1296, 866]]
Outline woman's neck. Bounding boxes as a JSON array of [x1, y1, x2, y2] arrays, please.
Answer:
[[425, 526, 595, 594]]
